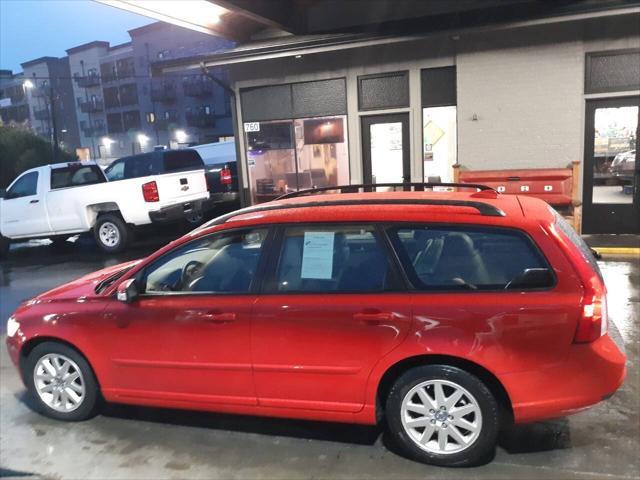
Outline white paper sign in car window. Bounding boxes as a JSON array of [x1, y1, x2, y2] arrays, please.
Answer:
[[300, 231, 335, 280]]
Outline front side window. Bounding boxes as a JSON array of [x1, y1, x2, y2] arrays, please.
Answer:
[[6, 171, 38, 199], [390, 226, 554, 291], [274, 225, 392, 293], [104, 161, 125, 181], [143, 228, 268, 294], [51, 165, 105, 189]]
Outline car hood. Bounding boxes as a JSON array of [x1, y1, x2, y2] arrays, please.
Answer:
[[32, 259, 142, 302]]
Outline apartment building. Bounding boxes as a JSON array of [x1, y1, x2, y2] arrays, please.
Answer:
[[0, 70, 30, 126], [1, 21, 234, 162]]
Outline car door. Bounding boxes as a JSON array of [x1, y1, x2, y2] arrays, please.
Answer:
[[0, 170, 50, 237], [251, 223, 412, 413], [101, 227, 270, 406]]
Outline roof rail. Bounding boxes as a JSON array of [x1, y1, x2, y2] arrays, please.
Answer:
[[276, 182, 497, 200], [200, 197, 505, 229]]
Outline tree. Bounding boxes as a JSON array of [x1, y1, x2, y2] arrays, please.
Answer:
[[0, 125, 77, 188]]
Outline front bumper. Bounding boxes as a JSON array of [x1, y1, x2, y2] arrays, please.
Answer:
[[502, 334, 626, 423], [148, 199, 205, 223]]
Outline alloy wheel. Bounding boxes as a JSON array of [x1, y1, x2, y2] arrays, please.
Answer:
[[33, 353, 85, 413], [400, 379, 482, 455]]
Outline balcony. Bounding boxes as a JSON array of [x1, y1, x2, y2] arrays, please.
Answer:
[[33, 108, 49, 121], [186, 111, 216, 128], [82, 126, 106, 137], [30, 87, 47, 98], [117, 68, 135, 80], [183, 80, 214, 97], [155, 116, 179, 131], [76, 75, 101, 88], [151, 84, 177, 103], [80, 99, 104, 113]]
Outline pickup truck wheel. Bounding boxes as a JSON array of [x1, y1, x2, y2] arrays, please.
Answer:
[[0, 235, 10, 259], [94, 214, 129, 253]]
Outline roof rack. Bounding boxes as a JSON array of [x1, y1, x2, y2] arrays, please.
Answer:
[[202, 196, 505, 229], [276, 182, 497, 200]]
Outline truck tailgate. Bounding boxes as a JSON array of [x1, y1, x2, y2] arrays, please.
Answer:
[[155, 169, 208, 206]]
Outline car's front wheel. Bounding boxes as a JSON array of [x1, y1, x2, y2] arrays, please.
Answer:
[[25, 342, 100, 421], [385, 365, 499, 467]]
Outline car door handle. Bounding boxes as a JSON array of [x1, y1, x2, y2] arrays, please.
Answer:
[[203, 311, 236, 324], [30, 199, 39, 204], [353, 310, 394, 325]]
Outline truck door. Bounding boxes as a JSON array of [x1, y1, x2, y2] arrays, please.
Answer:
[[0, 170, 50, 237]]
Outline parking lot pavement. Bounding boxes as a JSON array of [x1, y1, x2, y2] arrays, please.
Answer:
[[0, 246, 638, 479]]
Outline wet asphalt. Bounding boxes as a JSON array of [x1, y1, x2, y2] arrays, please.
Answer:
[[0, 234, 638, 480]]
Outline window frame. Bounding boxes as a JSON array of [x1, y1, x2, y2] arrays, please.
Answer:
[[385, 222, 557, 293], [133, 226, 275, 297], [5, 171, 39, 199], [260, 222, 407, 295]]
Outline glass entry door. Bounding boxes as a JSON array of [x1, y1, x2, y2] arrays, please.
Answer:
[[361, 113, 410, 188], [583, 97, 640, 233]]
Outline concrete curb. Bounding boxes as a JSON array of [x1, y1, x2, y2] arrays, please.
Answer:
[[593, 247, 640, 256]]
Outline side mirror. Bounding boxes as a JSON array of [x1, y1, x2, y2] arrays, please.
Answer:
[[117, 278, 139, 303], [506, 268, 554, 289]]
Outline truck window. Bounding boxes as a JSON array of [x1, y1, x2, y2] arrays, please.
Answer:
[[104, 161, 125, 181], [6, 171, 38, 199], [51, 165, 105, 189], [163, 150, 204, 173], [123, 153, 162, 179]]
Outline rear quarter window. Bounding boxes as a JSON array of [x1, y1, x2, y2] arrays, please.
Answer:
[[390, 225, 554, 291]]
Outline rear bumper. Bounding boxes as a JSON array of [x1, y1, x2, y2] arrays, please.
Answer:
[[202, 192, 240, 211], [148, 199, 205, 223], [502, 334, 626, 423]]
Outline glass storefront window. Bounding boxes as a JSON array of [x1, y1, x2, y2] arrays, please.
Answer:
[[246, 115, 349, 204], [423, 106, 457, 184]]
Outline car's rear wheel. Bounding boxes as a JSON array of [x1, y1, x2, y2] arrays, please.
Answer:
[[385, 365, 499, 467], [25, 342, 100, 421], [94, 213, 130, 253]]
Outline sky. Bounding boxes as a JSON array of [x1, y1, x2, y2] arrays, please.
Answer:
[[0, 0, 153, 73]]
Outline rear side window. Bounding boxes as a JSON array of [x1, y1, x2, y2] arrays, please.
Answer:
[[104, 161, 124, 181], [6, 171, 38, 199], [123, 154, 162, 179], [273, 225, 393, 293], [551, 207, 602, 280], [51, 165, 105, 189], [163, 150, 204, 173], [390, 226, 554, 291]]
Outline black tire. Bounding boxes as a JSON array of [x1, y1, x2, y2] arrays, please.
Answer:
[[24, 341, 100, 421], [385, 365, 499, 467], [93, 213, 130, 253], [0, 234, 9, 259]]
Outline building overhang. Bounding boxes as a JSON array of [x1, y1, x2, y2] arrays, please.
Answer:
[[151, 4, 640, 75]]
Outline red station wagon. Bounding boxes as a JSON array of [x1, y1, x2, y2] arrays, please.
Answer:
[[5, 183, 626, 466]]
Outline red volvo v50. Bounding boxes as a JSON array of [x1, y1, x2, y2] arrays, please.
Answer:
[[5, 184, 626, 466]]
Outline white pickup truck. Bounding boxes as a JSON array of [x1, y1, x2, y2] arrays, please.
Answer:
[[0, 150, 209, 257]]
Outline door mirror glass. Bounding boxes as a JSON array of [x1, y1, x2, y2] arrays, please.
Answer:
[[117, 278, 139, 303]]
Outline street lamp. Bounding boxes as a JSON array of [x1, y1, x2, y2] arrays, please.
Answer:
[[175, 129, 188, 143], [137, 133, 150, 145], [23, 79, 34, 90]]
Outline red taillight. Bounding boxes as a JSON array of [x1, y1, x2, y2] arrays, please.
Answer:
[[220, 166, 232, 186], [142, 181, 159, 202], [575, 287, 608, 343], [550, 222, 608, 343]]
